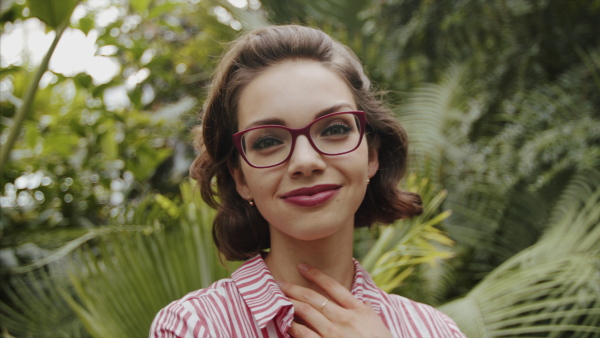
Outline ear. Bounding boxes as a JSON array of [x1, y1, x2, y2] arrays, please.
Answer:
[[230, 165, 251, 199], [367, 147, 379, 178]]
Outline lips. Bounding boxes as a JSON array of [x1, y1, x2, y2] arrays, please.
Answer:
[[281, 184, 341, 207]]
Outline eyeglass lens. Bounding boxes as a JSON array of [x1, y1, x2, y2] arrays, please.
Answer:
[[240, 113, 361, 167]]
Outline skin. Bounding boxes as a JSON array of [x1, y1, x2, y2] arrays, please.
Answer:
[[232, 60, 390, 337], [281, 263, 393, 338]]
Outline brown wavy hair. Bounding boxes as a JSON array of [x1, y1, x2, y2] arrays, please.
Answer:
[[190, 25, 422, 261]]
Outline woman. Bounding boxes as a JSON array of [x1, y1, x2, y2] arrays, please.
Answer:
[[151, 25, 464, 337]]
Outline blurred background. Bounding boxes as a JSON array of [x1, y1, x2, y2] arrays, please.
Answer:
[[1, 0, 599, 336]]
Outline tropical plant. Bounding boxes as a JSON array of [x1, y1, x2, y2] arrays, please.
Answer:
[[61, 181, 237, 337], [0, 0, 244, 296], [0, 0, 240, 334], [2, 0, 599, 336], [0, 265, 88, 336], [0, 0, 79, 171], [0, 0, 241, 234], [396, 51, 600, 335], [359, 174, 454, 297], [439, 170, 600, 337]]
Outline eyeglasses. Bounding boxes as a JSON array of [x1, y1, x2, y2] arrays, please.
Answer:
[[233, 111, 366, 168]]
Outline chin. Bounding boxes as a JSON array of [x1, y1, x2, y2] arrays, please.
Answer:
[[288, 225, 345, 242]]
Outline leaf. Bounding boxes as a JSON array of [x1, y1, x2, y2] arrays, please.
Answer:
[[361, 178, 455, 293], [27, 0, 79, 29], [64, 180, 237, 336], [0, 266, 86, 336], [75, 16, 94, 35], [99, 122, 118, 160], [130, 0, 152, 14], [154, 194, 180, 218], [9, 228, 112, 274], [439, 170, 600, 336]]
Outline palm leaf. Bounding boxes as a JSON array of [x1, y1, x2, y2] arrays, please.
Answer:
[[0, 225, 158, 336], [0, 265, 88, 337], [439, 169, 600, 337], [397, 65, 472, 183], [1, 180, 233, 337], [61, 180, 236, 337], [360, 174, 455, 294]]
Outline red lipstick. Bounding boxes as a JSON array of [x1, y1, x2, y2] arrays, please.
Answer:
[[281, 184, 341, 207]]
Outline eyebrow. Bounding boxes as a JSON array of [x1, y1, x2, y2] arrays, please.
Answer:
[[242, 103, 356, 129]]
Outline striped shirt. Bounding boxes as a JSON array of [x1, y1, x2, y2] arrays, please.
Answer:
[[150, 255, 465, 337]]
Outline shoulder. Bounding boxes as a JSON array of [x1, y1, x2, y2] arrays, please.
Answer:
[[353, 261, 464, 337], [378, 292, 465, 338], [150, 278, 241, 338]]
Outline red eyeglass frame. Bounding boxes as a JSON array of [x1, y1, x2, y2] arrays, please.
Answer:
[[233, 111, 367, 168]]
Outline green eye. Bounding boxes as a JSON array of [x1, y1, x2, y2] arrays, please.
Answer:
[[253, 136, 283, 150], [322, 124, 351, 136]]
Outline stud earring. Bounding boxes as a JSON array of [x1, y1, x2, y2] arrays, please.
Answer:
[[248, 196, 255, 206], [367, 178, 370, 185]]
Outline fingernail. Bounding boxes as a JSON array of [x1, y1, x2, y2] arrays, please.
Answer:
[[298, 263, 309, 272]]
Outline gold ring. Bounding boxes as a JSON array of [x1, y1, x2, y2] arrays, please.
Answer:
[[319, 299, 329, 312]]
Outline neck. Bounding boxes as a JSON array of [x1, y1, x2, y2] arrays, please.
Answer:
[[264, 225, 355, 296]]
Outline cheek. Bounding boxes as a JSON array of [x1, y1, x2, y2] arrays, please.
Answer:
[[244, 169, 279, 197], [352, 145, 372, 172]]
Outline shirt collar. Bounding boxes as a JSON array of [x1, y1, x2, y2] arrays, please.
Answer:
[[232, 255, 293, 330], [351, 258, 382, 315], [232, 254, 382, 330]]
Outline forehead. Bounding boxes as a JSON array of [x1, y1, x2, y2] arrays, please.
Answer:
[[236, 60, 356, 130]]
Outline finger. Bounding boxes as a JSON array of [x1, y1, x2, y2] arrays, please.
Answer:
[[279, 280, 339, 313], [297, 263, 362, 309], [290, 299, 333, 336], [288, 321, 320, 338]]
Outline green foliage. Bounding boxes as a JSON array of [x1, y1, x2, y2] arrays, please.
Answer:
[[0, 0, 239, 252], [1, 1, 240, 334], [62, 181, 237, 337], [359, 174, 455, 295], [1, 0, 599, 336], [0, 266, 87, 336], [28, 0, 79, 29], [0, 181, 237, 336], [439, 170, 600, 337], [129, 0, 152, 14]]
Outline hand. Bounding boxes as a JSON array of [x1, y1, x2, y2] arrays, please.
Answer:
[[278, 263, 393, 338]]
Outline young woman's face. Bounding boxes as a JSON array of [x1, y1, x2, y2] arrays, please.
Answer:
[[232, 60, 378, 242]]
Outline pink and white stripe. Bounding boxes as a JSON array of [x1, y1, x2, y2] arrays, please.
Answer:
[[150, 255, 464, 337]]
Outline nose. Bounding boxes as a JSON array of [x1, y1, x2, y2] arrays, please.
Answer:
[[287, 135, 326, 177]]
